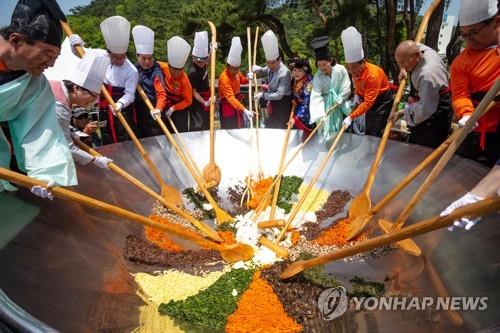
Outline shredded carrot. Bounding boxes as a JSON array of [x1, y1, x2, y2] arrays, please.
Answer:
[[290, 230, 300, 246], [314, 218, 365, 246], [218, 230, 236, 245], [226, 271, 303, 333], [248, 177, 274, 209], [144, 215, 185, 252]]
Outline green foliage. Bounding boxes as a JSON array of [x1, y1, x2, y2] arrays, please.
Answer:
[[159, 268, 256, 329]]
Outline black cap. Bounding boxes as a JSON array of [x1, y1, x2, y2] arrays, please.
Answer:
[[9, 0, 66, 47], [311, 36, 330, 61]]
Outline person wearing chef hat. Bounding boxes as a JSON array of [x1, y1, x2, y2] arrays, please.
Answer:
[[48, 52, 114, 170], [188, 31, 211, 131], [132, 25, 167, 139], [309, 36, 352, 141], [450, 0, 499, 167], [0, 0, 77, 199], [157, 36, 193, 133], [69, 16, 140, 145], [218, 37, 255, 129], [341, 26, 394, 137], [253, 30, 292, 129]]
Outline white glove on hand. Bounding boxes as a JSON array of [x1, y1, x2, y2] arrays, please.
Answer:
[[165, 107, 174, 118], [252, 65, 263, 72], [30, 181, 55, 200], [150, 108, 161, 119], [203, 99, 211, 107], [458, 115, 478, 130], [254, 92, 264, 101], [440, 192, 484, 231], [93, 156, 113, 169], [246, 72, 254, 80], [243, 108, 255, 120], [69, 34, 85, 47], [109, 102, 123, 116], [342, 116, 352, 128]]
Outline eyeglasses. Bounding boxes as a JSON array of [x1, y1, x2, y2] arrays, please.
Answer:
[[460, 18, 494, 39]]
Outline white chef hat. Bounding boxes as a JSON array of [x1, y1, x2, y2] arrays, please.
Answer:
[[261, 30, 280, 61], [67, 52, 110, 94], [167, 36, 191, 69], [100, 16, 131, 54], [459, 0, 497, 26], [132, 25, 154, 55], [341, 26, 364, 63], [227, 37, 243, 67], [192, 31, 209, 59]]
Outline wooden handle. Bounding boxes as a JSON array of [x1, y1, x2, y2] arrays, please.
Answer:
[[259, 235, 289, 258], [208, 21, 217, 164], [372, 129, 458, 214], [276, 125, 347, 242], [73, 139, 221, 242], [298, 196, 500, 271], [247, 28, 253, 114], [0, 168, 231, 250], [393, 81, 499, 230], [257, 219, 285, 228]]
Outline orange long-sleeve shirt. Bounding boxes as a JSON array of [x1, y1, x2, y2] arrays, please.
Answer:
[[350, 62, 390, 119], [158, 61, 193, 111], [218, 68, 249, 112], [153, 73, 167, 111], [450, 46, 499, 119]]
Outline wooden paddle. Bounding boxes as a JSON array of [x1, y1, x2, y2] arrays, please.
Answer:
[[347, 129, 459, 239], [73, 139, 222, 242], [0, 168, 255, 263], [346, 0, 443, 221], [59, 21, 182, 208], [378, 80, 499, 256], [251, 102, 340, 221], [251, 27, 265, 180], [202, 21, 221, 189], [136, 86, 234, 226], [275, 125, 347, 243], [269, 107, 296, 221], [280, 196, 500, 279]]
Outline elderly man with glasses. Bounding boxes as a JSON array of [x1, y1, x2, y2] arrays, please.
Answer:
[[450, 0, 499, 167]]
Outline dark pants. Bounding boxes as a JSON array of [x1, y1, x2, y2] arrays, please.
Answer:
[[267, 95, 293, 129], [135, 102, 163, 138], [365, 90, 393, 137], [165, 109, 189, 133], [457, 124, 500, 168], [409, 92, 453, 148], [190, 101, 209, 131], [220, 114, 240, 129], [99, 105, 137, 145]]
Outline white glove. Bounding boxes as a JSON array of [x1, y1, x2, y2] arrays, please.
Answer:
[[93, 156, 113, 169], [440, 192, 484, 231], [203, 97, 213, 107], [458, 115, 478, 129], [254, 92, 264, 101], [150, 108, 161, 119], [165, 107, 174, 118], [252, 65, 263, 72], [243, 108, 255, 120], [342, 116, 352, 128], [246, 72, 254, 80], [69, 34, 85, 47], [109, 102, 123, 116], [30, 181, 55, 200]]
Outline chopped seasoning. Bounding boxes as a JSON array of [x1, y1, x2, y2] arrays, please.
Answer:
[[134, 269, 226, 305], [290, 230, 301, 246], [144, 216, 184, 252], [248, 177, 274, 209], [299, 252, 343, 289], [349, 276, 385, 297], [182, 187, 215, 219], [218, 221, 237, 233], [277, 176, 303, 213], [299, 222, 323, 241], [297, 184, 330, 212], [226, 271, 303, 333], [132, 303, 185, 333], [218, 230, 236, 245], [227, 182, 250, 216], [315, 190, 352, 223], [159, 268, 256, 330], [314, 217, 366, 247]]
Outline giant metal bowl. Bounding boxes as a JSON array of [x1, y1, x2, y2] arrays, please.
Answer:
[[0, 129, 498, 332]]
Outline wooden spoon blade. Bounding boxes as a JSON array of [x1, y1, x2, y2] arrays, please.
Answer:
[[161, 184, 183, 208], [215, 208, 235, 225], [348, 193, 371, 219], [378, 219, 422, 256], [202, 163, 221, 188], [280, 260, 307, 279], [347, 214, 372, 240], [219, 243, 254, 263]]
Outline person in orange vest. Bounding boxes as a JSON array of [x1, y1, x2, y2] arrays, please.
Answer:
[[158, 36, 193, 133], [450, 0, 499, 167], [341, 26, 393, 137], [218, 37, 255, 129], [132, 25, 167, 138], [188, 31, 211, 131]]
